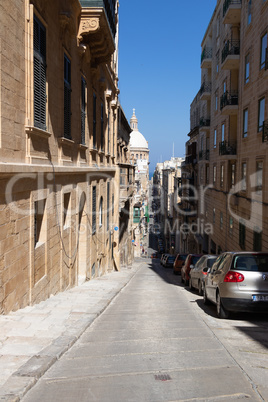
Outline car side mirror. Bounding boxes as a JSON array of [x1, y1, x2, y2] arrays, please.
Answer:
[[207, 268, 211, 273]]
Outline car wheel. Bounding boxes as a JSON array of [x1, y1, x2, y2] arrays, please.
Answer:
[[198, 281, 203, 296], [203, 286, 210, 305], [216, 293, 230, 319]]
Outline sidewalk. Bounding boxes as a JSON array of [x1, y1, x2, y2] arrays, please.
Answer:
[[0, 260, 143, 401]]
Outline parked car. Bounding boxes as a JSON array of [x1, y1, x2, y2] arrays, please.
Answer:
[[181, 254, 202, 286], [151, 252, 158, 259], [203, 252, 268, 318], [160, 254, 169, 265], [173, 253, 188, 275], [163, 255, 176, 268], [189, 255, 218, 294]]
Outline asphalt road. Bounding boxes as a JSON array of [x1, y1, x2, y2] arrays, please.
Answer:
[[22, 258, 267, 402]]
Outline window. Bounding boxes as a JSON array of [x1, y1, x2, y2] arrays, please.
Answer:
[[92, 186, 96, 234], [260, 33, 267, 70], [107, 182, 110, 231], [214, 129, 217, 148], [215, 92, 218, 111], [247, 0, 252, 25], [206, 165, 209, 184], [231, 164, 236, 188], [63, 192, 71, 229], [256, 161, 263, 194], [216, 51, 219, 73], [220, 165, 224, 187], [253, 228, 262, 251], [93, 94, 97, 148], [239, 220, 246, 250], [258, 97, 265, 132], [101, 103, 104, 151], [213, 165, 217, 184], [243, 109, 248, 138], [81, 77, 86, 145], [34, 16, 46, 130], [64, 54, 71, 139], [213, 208, 216, 224], [108, 108, 110, 154], [245, 54, 250, 84], [99, 197, 103, 227], [229, 217, 233, 236], [220, 212, 223, 230], [242, 162, 247, 191], [221, 123, 225, 142]]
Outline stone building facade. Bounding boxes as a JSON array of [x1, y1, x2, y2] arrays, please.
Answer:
[[182, 0, 268, 254], [0, 0, 131, 313]]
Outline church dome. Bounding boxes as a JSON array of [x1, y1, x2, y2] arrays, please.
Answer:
[[129, 109, 148, 149]]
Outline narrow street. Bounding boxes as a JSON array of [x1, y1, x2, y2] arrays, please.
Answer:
[[22, 258, 267, 402]]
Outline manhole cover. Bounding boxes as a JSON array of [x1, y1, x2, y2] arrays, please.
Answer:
[[154, 374, 172, 381]]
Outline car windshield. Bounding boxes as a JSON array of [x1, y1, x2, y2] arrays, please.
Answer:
[[232, 254, 268, 272]]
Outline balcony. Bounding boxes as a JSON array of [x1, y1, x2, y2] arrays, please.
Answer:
[[262, 120, 268, 142], [221, 40, 240, 70], [199, 149, 210, 161], [199, 116, 210, 130], [201, 47, 212, 69], [219, 140, 237, 156], [220, 91, 238, 115], [223, 0, 241, 25], [200, 82, 211, 101], [78, 0, 116, 64]]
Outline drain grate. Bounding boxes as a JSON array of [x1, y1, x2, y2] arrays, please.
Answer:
[[154, 374, 172, 381]]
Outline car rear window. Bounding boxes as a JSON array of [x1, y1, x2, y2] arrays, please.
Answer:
[[233, 254, 268, 272], [192, 256, 201, 265], [207, 258, 217, 268]]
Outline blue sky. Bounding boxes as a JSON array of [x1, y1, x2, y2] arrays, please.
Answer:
[[118, 0, 217, 172]]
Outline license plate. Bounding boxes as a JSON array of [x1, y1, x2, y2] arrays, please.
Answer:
[[252, 295, 268, 302]]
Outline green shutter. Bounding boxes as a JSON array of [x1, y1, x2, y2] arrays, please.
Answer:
[[34, 16, 46, 130]]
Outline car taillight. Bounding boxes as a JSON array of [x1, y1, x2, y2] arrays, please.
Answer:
[[224, 271, 244, 283], [202, 271, 208, 275]]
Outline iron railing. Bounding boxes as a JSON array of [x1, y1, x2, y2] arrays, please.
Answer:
[[223, 0, 241, 18], [201, 47, 212, 64], [222, 40, 240, 63], [263, 120, 268, 142], [200, 82, 212, 96], [220, 91, 238, 110], [219, 140, 237, 156], [265, 48, 268, 70]]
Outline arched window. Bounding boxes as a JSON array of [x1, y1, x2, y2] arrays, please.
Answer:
[[99, 197, 103, 227]]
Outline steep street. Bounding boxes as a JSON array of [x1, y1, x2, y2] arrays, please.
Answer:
[[21, 258, 268, 402]]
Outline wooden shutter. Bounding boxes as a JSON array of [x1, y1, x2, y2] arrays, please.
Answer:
[[93, 94, 97, 148], [64, 55, 71, 139], [107, 182, 110, 231], [92, 186, 96, 234], [34, 16, 46, 130], [81, 77, 86, 145]]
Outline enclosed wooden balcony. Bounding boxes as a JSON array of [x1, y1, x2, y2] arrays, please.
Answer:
[[78, 0, 117, 64], [221, 40, 240, 70], [223, 0, 241, 25]]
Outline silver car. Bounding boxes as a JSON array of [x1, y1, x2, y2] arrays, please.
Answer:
[[203, 252, 268, 318], [189, 255, 218, 295]]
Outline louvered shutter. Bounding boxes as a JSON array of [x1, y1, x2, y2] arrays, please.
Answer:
[[81, 77, 86, 145], [93, 94, 96, 148], [64, 55, 71, 139], [107, 182, 110, 231], [34, 16, 46, 130], [92, 186, 96, 234]]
